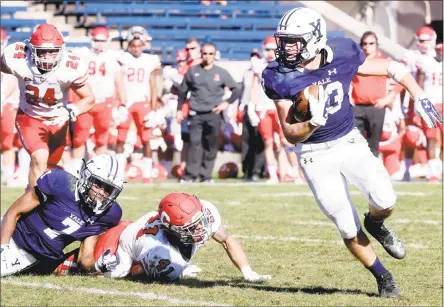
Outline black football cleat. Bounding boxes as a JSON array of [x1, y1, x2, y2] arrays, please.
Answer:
[[364, 213, 406, 259], [376, 272, 401, 298]]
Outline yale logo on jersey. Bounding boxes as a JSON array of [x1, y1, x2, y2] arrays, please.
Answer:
[[312, 77, 332, 86], [70, 213, 85, 226]]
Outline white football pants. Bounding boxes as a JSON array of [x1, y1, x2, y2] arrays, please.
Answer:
[[295, 128, 397, 239]]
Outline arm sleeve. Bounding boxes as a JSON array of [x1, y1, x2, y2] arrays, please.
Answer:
[[1, 43, 23, 76], [346, 39, 366, 72], [70, 57, 89, 88], [222, 69, 241, 104], [261, 69, 283, 100], [34, 169, 57, 202], [200, 200, 222, 235], [177, 69, 191, 110], [240, 70, 254, 106]]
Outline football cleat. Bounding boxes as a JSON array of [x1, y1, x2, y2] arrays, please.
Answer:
[[376, 272, 401, 298], [364, 213, 406, 259], [56, 254, 77, 276]]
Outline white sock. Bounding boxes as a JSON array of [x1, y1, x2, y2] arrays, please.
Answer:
[[18, 148, 30, 176], [142, 157, 153, 179], [267, 164, 278, 180], [291, 165, 299, 178], [429, 159, 441, 177], [2, 165, 14, 182]]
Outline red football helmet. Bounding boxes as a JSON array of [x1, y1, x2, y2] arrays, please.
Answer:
[[29, 24, 65, 71], [218, 162, 239, 179], [263, 35, 277, 62], [90, 25, 110, 53], [416, 26, 436, 54], [125, 164, 143, 181], [1, 28, 8, 53], [158, 192, 210, 244], [176, 48, 188, 62], [152, 164, 168, 181], [403, 125, 426, 149]]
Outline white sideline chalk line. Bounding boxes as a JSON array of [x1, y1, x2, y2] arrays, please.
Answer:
[[260, 191, 435, 197], [1, 280, 231, 307], [293, 219, 441, 226], [233, 234, 428, 249]]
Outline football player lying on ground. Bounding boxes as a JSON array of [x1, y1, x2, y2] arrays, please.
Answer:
[[0, 155, 123, 276], [59, 192, 271, 282]]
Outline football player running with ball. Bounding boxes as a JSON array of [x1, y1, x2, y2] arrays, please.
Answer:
[[261, 8, 442, 298]]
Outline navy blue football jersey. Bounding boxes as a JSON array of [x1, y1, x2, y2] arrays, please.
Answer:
[[262, 37, 366, 143], [12, 168, 122, 261]]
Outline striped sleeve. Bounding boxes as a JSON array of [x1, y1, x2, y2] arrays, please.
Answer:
[[71, 57, 89, 87]]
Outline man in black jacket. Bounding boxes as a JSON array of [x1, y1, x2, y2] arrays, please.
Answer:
[[177, 43, 241, 182]]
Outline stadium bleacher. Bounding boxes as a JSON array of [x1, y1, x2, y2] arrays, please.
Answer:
[[2, 1, 345, 62]]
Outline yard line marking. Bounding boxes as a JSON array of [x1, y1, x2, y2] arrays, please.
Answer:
[[293, 219, 441, 227], [260, 191, 432, 197], [1, 280, 231, 307], [232, 234, 428, 249]]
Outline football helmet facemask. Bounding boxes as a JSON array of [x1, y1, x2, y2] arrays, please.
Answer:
[[29, 24, 65, 71], [158, 192, 211, 245], [77, 155, 124, 215], [90, 26, 110, 53], [416, 26, 436, 55], [275, 7, 327, 67]]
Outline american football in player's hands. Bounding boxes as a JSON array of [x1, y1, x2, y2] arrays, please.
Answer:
[[292, 84, 321, 122]]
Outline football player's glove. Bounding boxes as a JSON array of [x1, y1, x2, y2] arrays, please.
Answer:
[[414, 97, 443, 128], [95, 249, 117, 273], [308, 86, 329, 127], [181, 264, 202, 278], [241, 267, 272, 282]]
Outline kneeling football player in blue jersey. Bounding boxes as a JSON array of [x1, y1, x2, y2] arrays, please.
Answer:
[[261, 7, 442, 298], [0, 155, 124, 276]]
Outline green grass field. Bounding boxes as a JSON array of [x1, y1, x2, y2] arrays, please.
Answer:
[[1, 182, 442, 306]]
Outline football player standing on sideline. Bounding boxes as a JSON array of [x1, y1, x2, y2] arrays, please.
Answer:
[[262, 8, 442, 297], [177, 43, 241, 183], [0, 24, 95, 188], [70, 26, 125, 172], [115, 26, 160, 183], [0, 155, 123, 276]]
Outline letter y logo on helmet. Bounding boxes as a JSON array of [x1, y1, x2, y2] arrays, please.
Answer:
[[275, 8, 327, 67]]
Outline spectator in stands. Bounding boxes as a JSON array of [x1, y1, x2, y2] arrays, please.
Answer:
[[240, 49, 265, 181], [201, 0, 227, 6], [350, 31, 398, 157], [177, 42, 241, 183]]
